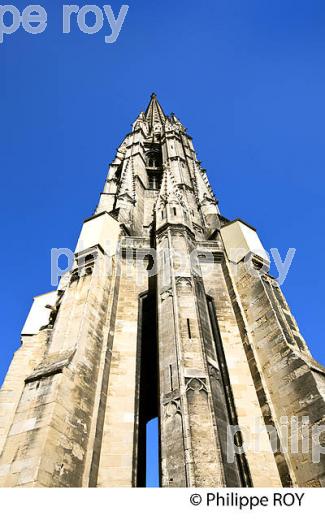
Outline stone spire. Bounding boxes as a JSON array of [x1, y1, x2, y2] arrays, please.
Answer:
[[144, 92, 166, 131]]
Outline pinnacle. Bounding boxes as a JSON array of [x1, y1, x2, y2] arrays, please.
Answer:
[[155, 163, 186, 210]]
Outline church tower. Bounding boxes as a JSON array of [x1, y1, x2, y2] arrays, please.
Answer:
[[0, 94, 325, 487]]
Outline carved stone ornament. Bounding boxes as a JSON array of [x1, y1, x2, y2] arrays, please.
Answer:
[[208, 364, 221, 381], [175, 276, 192, 288], [160, 288, 173, 301], [164, 399, 181, 418], [185, 377, 208, 394]]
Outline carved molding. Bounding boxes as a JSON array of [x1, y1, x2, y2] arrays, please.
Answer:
[[208, 364, 221, 381], [175, 276, 192, 289], [164, 399, 181, 418], [70, 270, 80, 284], [185, 377, 208, 394], [160, 288, 173, 301]]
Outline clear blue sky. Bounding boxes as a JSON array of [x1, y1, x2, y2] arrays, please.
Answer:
[[1, 0, 325, 487]]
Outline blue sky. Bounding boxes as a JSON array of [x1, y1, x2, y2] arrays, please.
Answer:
[[1, 0, 325, 487]]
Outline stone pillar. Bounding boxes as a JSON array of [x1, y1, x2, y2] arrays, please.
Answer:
[[157, 225, 226, 487]]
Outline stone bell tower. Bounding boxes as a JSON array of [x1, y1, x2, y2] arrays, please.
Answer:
[[1, 94, 325, 487]]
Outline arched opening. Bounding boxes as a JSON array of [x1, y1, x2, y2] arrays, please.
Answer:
[[146, 149, 162, 169], [134, 291, 159, 487], [145, 146, 163, 190], [146, 417, 159, 487]]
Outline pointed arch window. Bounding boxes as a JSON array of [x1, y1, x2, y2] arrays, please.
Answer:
[[148, 173, 160, 190], [146, 148, 162, 169]]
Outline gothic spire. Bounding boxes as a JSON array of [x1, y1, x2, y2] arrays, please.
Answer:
[[144, 92, 166, 130]]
